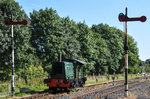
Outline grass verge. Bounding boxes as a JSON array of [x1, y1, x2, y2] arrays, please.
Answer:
[[0, 74, 143, 98]]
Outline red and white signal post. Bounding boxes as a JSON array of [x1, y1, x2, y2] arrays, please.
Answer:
[[118, 8, 146, 97]]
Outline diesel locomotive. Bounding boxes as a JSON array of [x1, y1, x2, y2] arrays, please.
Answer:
[[44, 59, 87, 91]]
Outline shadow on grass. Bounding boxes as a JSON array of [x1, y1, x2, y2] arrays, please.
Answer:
[[15, 87, 71, 98], [15, 88, 50, 97]]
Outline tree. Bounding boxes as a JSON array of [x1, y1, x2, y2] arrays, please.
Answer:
[[76, 22, 96, 74], [61, 17, 80, 59], [30, 8, 65, 70], [92, 32, 110, 74], [0, 0, 34, 80], [128, 36, 140, 73], [76, 23, 111, 75], [144, 59, 150, 73], [91, 24, 124, 74], [145, 59, 150, 65]]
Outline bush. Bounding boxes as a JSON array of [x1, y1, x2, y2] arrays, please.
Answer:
[[19, 65, 47, 80]]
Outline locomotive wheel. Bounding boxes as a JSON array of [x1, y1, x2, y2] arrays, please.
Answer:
[[64, 87, 70, 92], [49, 87, 57, 93], [80, 82, 84, 87], [73, 83, 76, 88], [63, 79, 68, 84], [44, 79, 49, 84]]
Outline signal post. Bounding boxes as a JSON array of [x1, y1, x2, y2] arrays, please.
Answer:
[[118, 8, 146, 97], [4, 17, 27, 96]]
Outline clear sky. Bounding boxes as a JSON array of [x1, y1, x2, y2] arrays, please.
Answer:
[[14, 0, 150, 61]]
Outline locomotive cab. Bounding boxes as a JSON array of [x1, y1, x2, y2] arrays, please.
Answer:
[[46, 62, 74, 88], [51, 62, 74, 79], [51, 62, 65, 79], [44, 59, 86, 91]]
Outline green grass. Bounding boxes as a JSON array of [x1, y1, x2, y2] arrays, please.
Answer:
[[85, 74, 142, 85], [0, 76, 48, 98], [0, 74, 143, 98]]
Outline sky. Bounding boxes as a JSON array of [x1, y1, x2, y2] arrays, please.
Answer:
[[14, 0, 150, 61]]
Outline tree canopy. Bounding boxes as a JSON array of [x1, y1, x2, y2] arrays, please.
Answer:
[[0, 0, 36, 80], [0, 0, 148, 81]]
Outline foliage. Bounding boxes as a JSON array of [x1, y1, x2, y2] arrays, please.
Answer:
[[91, 24, 124, 74], [145, 59, 150, 65], [30, 8, 65, 68], [92, 32, 110, 74], [128, 36, 140, 73], [145, 66, 150, 72], [77, 22, 96, 74], [19, 65, 46, 79], [0, 0, 143, 81], [138, 59, 150, 73], [145, 59, 150, 72], [0, 0, 36, 80], [12, 76, 47, 97], [61, 17, 80, 59], [85, 74, 141, 85]]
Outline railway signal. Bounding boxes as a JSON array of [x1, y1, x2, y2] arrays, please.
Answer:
[[4, 17, 27, 25], [118, 8, 146, 97], [118, 13, 146, 22], [6, 15, 27, 96]]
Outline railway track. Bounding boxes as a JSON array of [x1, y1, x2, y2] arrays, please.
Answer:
[[18, 78, 122, 99], [95, 80, 149, 99], [58, 81, 135, 99], [57, 76, 149, 99], [72, 81, 141, 99], [19, 76, 149, 99]]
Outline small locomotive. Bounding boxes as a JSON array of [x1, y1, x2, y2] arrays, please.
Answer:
[[44, 59, 87, 91]]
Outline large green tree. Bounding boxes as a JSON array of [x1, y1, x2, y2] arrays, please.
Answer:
[[128, 36, 140, 73], [145, 59, 150, 65], [0, 1, 142, 81], [30, 8, 65, 70], [0, 0, 35, 80], [61, 17, 80, 59], [92, 32, 110, 74], [77, 22, 111, 74], [91, 24, 124, 74], [76, 22, 96, 74]]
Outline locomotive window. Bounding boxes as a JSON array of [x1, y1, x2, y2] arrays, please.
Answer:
[[67, 67, 70, 71], [52, 63, 62, 74]]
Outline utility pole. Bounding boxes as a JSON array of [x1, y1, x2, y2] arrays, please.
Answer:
[[118, 7, 146, 97], [124, 7, 128, 97]]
